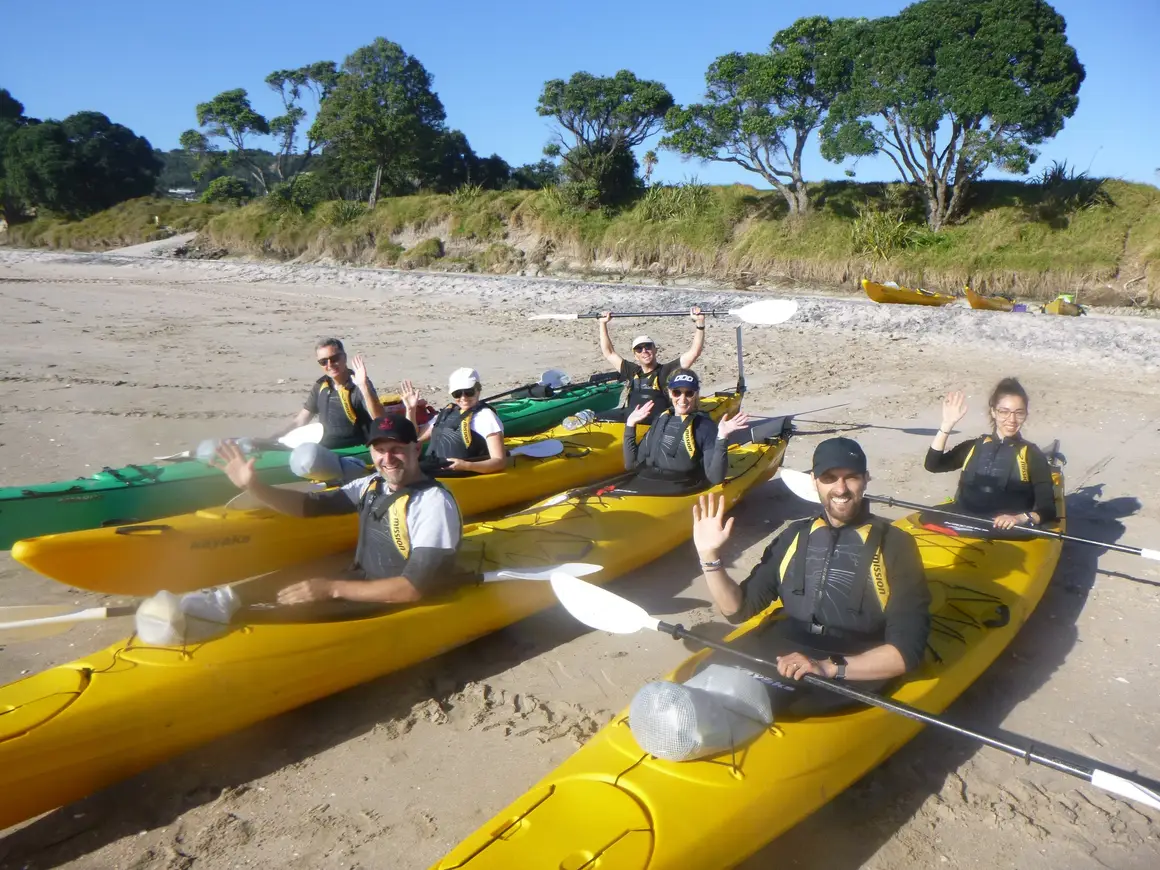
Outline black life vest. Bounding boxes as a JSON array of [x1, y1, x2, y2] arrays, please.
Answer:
[[955, 435, 1034, 515], [636, 410, 703, 482], [352, 476, 447, 579], [626, 367, 670, 420], [776, 515, 894, 644], [428, 402, 496, 461], [315, 375, 368, 449]]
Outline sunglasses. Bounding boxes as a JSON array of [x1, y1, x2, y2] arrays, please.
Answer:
[[633, 344, 655, 352], [317, 353, 345, 366], [451, 387, 478, 399], [670, 388, 697, 398], [994, 408, 1027, 419]]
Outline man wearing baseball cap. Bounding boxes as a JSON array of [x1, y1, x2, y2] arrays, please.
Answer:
[[690, 436, 931, 715], [399, 367, 507, 476], [596, 306, 706, 424], [215, 413, 463, 606], [622, 368, 750, 492]]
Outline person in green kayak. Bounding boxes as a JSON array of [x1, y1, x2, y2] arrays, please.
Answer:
[[691, 437, 931, 713], [215, 413, 463, 606], [623, 368, 750, 493], [926, 377, 1057, 530], [400, 368, 506, 476], [272, 338, 387, 450], [597, 306, 706, 424]]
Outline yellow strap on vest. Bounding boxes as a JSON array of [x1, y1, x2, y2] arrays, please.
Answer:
[[779, 517, 826, 579], [319, 379, 357, 423], [1017, 444, 1029, 482], [681, 416, 696, 458], [388, 493, 411, 560], [869, 548, 890, 610], [460, 412, 474, 448]]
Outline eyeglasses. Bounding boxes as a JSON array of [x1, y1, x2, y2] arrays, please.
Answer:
[[317, 354, 345, 366], [994, 408, 1027, 419], [633, 344, 655, 352], [670, 388, 697, 398], [451, 388, 478, 399]]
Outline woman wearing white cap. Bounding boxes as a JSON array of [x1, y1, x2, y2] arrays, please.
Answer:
[[597, 306, 706, 424], [399, 368, 506, 475]]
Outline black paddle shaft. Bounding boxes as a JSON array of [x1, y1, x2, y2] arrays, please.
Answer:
[[654, 620, 1139, 790], [867, 495, 1150, 558]]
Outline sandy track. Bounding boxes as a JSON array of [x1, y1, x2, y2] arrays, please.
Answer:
[[1, 251, 1158, 870]]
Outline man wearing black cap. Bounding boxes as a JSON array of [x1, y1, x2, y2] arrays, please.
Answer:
[[623, 368, 749, 492], [215, 413, 462, 606], [597, 306, 706, 423], [692, 436, 931, 712]]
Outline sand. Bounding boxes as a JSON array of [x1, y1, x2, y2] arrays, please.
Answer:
[[1, 248, 1159, 870]]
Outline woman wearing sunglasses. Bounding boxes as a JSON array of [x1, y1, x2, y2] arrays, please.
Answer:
[[623, 369, 749, 493], [400, 368, 506, 476], [926, 377, 1057, 530]]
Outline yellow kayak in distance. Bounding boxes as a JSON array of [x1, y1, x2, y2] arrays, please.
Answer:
[[964, 286, 1015, 312], [13, 392, 741, 595], [0, 426, 789, 834], [862, 278, 958, 307], [434, 466, 1066, 869], [1043, 296, 1084, 316]]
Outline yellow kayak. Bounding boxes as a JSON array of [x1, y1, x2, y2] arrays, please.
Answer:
[[1043, 297, 1084, 316], [434, 468, 1066, 869], [964, 286, 1015, 312], [0, 426, 788, 833], [13, 393, 740, 595], [862, 278, 958, 307]]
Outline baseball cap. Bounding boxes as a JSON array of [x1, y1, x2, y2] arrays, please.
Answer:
[[631, 336, 655, 350], [811, 437, 868, 476], [448, 367, 481, 392], [667, 369, 700, 391], [365, 414, 418, 446]]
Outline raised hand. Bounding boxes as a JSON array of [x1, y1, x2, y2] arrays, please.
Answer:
[[400, 379, 421, 412], [625, 400, 655, 427], [692, 492, 734, 558], [690, 305, 705, 327], [213, 440, 257, 490], [351, 354, 371, 389], [598, 311, 613, 324], [941, 390, 968, 432], [717, 410, 750, 439]]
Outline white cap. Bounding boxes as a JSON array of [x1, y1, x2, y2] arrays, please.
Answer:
[[448, 367, 481, 392], [631, 335, 655, 350]]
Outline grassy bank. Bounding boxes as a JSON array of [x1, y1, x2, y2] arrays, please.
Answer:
[[6, 181, 1158, 306], [2, 198, 229, 251]]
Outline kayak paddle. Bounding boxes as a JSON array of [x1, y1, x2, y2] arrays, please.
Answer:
[[509, 439, 565, 459], [0, 563, 605, 643], [527, 299, 800, 327], [779, 469, 1160, 562], [153, 422, 325, 462], [547, 572, 1160, 812]]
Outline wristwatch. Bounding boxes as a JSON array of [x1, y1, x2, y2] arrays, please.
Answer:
[[828, 654, 847, 680]]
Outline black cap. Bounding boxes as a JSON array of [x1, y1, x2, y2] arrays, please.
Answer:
[[667, 369, 700, 391], [366, 413, 418, 446], [811, 437, 868, 476]]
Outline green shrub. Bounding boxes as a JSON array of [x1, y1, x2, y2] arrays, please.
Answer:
[[268, 172, 326, 215], [320, 199, 368, 227], [398, 237, 445, 269], [375, 238, 405, 265], [200, 176, 253, 206]]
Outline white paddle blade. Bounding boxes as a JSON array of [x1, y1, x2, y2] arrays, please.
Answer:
[[154, 449, 193, 462], [0, 606, 113, 642], [1140, 548, 1160, 562], [540, 369, 571, 389], [483, 562, 603, 583], [777, 468, 821, 503], [510, 439, 565, 459], [549, 572, 659, 634], [278, 422, 324, 449], [730, 299, 799, 326], [1090, 769, 1160, 811], [527, 313, 579, 321]]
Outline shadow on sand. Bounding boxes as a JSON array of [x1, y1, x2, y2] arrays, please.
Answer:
[[738, 483, 1146, 868]]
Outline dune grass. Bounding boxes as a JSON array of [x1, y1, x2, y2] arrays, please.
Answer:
[[4, 197, 228, 251]]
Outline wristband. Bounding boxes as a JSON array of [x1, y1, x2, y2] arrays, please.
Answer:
[[700, 559, 723, 570], [695, 325, 705, 330]]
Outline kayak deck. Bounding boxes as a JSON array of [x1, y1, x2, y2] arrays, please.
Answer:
[[862, 278, 958, 307], [434, 473, 1066, 869], [0, 432, 788, 832]]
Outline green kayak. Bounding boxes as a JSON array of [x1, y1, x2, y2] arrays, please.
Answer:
[[0, 376, 624, 550]]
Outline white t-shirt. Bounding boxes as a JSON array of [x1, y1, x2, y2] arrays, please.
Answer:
[[338, 474, 462, 549]]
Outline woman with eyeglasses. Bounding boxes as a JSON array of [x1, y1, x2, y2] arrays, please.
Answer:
[[400, 368, 506, 476], [623, 369, 749, 493], [925, 377, 1057, 529]]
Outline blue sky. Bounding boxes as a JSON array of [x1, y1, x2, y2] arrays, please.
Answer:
[[3, 0, 1157, 187]]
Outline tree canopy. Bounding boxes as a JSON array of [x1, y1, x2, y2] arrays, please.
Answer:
[[821, 0, 1085, 228], [662, 16, 858, 215]]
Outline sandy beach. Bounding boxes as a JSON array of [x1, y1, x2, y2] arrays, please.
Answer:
[[1, 248, 1159, 870]]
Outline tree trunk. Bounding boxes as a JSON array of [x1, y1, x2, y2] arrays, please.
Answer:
[[368, 163, 383, 209], [794, 184, 811, 215]]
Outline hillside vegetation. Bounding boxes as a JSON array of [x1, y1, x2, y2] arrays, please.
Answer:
[[4, 198, 228, 251]]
